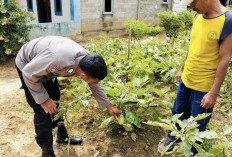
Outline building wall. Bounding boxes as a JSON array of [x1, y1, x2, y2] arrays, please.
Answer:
[[80, 0, 172, 32], [51, 0, 71, 23], [11, 0, 172, 40], [15, 0, 81, 40], [138, 0, 171, 25], [16, 0, 72, 23]]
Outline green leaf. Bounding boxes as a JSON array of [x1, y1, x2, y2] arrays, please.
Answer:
[[182, 139, 192, 156], [123, 101, 138, 106], [122, 123, 133, 132], [53, 113, 62, 121], [99, 116, 114, 129], [70, 110, 79, 121], [198, 130, 217, 139], [57, 76, 66, 81], [67, 90, 73, 97], [118, 114, 126, 125], [161, 140, 175, 156], [195, 152, 213, 157], [81, 100, 89, 106], [52, 126, 58, 137], [131, 132, 136, 142], [172, 113, 184, 123], [208, 145, 224, 156], [125, 111, 141, 128], [144, 121, 172, 130], [107, 123, 117, 131], [136, 107, 145, 115], [169, 131, 180, 137], [159, 100, 173, 109], [166, 92, 177, 98], [132, 77, 141, 85], [194, 113, 211, 121], [75, 102, 82, 110], [138, 99, 148, 107], [223, 123, 232, 135], [154, 88, 162, 96], [168, 68, 177, 78], [161, 86, 170, 94], [188, 140, 204, 153], [185, 124, 200, 131]]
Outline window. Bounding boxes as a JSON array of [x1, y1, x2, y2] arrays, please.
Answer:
[[70, 0, 74, 20], [54, 0, 62, 16], [162, 0, 168, 4], [4, 0, 8, 4], [104, 0, 113, 14], [27, 0, 33, 12]]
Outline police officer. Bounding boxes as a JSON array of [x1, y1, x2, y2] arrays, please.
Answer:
[[15, 36, 121, 157]]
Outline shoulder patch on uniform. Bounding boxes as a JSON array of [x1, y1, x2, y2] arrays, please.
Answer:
[[68, 68, 74, 74], [47, 65, 60, 73]]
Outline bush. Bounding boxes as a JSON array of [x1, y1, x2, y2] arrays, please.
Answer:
[[124, 20, 164, 39], [157, 10, 194, 41], [0, 0, 37, 62], [178, 10, 195, 30], [227, 5, 232, 11]]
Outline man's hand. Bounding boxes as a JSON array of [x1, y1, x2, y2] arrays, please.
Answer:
[[175, 69, 183, 83], [41, 98, 57, 115], [106, 104, 121, 120], [201, 92, 217, 109]]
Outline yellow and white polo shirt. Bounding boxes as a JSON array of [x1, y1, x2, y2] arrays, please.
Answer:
[[181, 11, 232, 92]]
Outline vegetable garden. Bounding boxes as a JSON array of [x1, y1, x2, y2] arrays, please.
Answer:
[[1, 1, 232, 156], [57, 32, 232, 156]]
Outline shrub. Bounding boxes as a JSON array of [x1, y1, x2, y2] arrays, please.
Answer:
[[124, 20, 164, 39], [0, 0, 37, 62], [177, 10, 194, 30], [157, 10, 194, 41], [227, 5, 232, 11]]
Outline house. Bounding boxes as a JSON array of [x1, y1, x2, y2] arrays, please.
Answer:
[[1, 0, 173, 41], [5, 0, 231, 41]]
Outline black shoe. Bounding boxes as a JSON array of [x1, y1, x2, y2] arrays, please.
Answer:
[[157, 139, 174, 154], [56, 125, 83, 145], [56, 135, 83, 145], [40, 145, 56, 157]]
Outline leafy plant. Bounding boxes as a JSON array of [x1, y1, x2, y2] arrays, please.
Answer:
[[0, 0, 41, 62], [157, 9, 194, 44], [54, 77, 93, 154], [219, 67, 232, 114], [53, 99, 80, 154], [84, 34, 188, 140], [227, 5, 232, 11], [124, 19, 164, 39], [145, 113, 232, 156]]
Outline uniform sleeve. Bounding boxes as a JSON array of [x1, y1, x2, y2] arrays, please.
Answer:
[[22, 53, 60, 104], [88, 82, 111, 108], [220, 11, 232, 42]]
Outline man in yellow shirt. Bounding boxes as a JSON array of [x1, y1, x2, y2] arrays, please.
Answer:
[[158, 0, 232, 155]]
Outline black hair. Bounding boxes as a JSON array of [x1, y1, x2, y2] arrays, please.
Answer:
[[79, 54, 107, 80]]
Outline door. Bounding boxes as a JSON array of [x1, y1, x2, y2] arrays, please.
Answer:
[[37, 0, 52, 23]]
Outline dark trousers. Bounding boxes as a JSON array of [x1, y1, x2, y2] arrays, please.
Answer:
[[16, 65, 66, 147], [167, 79, 213, 155]]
